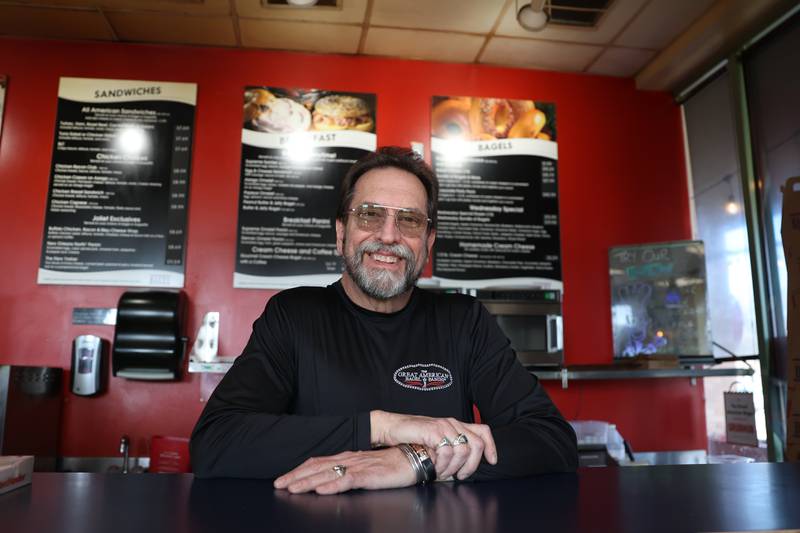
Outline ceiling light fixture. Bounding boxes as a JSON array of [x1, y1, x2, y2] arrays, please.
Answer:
[[517, 0, 549, 32], [286, 0, 318, 6], [723, 174, 740, 215], [725, 194, 740, 215]]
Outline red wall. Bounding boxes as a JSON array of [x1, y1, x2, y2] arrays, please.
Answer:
[[0, 37, 703, 458]]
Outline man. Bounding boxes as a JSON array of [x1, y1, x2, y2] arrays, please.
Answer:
[[190, 147, 577, 493]]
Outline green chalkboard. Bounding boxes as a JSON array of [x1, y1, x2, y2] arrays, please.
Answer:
[[609, 240, 712, 359]]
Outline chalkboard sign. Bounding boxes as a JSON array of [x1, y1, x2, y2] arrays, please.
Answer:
[[609, 240, 712, 359]]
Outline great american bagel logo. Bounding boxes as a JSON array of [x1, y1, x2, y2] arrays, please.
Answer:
[[393, 363, 453, 391]]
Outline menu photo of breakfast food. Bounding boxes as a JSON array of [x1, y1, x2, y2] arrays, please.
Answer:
[[431, 96, 556, 142], [243, 86, 375, 135]]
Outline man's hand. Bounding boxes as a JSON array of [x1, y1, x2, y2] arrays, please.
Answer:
[[370, 410, 498, 481], [273, 447, 417, 494]]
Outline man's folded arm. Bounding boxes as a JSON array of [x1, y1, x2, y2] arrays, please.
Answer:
[[190, 351, 373, 479], [190, 302, 372, 479], [470, 378, 579, 481], [466, 302, 578, 481]]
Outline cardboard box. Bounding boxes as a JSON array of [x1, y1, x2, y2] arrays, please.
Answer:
[[0, 456, 34, 495]]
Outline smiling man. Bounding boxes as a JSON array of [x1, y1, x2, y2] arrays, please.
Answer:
[[190, 147, 577, 493], [337, 164, 433, 312]]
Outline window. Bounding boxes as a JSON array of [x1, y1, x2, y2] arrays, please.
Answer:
[[744, 12, 800, 374], [683, 70, 765, 445], [683, 71, 758, 360]]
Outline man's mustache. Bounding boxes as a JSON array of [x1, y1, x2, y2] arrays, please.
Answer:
[[355, 240, 415, 263]]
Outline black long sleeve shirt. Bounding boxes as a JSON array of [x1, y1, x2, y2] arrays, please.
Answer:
[[190, 281, 577, 479]]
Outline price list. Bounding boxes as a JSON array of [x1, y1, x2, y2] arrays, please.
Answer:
[[165, 123, 192, 266], [429, 95, 562, 288], [233, 86, 377, 289], [38, 77, 197, 287]]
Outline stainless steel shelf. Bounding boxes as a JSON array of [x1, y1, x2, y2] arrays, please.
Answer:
[[189, 356, 754, 383], [530, 366, 754, 388]]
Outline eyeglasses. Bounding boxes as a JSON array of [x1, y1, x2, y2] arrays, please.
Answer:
[[348, 203, 431, 238]]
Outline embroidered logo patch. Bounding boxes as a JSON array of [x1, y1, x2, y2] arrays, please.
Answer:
[[393, 363, 453, 391]]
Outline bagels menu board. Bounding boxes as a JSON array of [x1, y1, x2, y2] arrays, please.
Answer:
[[430, 96, 561, 289], [234, 87, 377, 288], [38, 77, 196, 287]]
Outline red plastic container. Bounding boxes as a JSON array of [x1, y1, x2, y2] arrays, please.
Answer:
[[149, 436, 191, 473]]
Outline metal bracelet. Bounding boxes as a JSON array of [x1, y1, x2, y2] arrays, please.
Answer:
[[408, 443, 437, 483], [397, 443, 425, 483]]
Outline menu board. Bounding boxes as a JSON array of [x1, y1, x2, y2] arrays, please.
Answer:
[[429, 96, 561, 289], [0, 75, 6, 140], [234, 87, 376, 289], [38, 77, 196, 287], [609, 240, 713, 359]]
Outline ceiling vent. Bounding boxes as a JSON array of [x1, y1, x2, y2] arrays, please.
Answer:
[[547, 0, 614, 28], [263, 0, 339, 7]]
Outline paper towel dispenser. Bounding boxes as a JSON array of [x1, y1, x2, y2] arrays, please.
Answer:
[[112, 291, 186, 381]]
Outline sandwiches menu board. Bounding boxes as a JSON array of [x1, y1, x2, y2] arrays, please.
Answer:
[[38, 77, 196, 287], [429, 96, 561, 289], [234, 87, 376, 289]]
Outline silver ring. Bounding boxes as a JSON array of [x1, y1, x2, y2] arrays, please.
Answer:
[[332, 464, 347, 477], [436, 437, 452, 449], [452, 433, 468, 446]]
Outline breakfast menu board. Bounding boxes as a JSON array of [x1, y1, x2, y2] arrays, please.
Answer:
[[233, 86, 377, 288], [429, 96, 561, 289], [38, 77, 196, 287]]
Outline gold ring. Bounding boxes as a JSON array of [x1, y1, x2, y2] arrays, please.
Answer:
[[332, 464, 347, 477]]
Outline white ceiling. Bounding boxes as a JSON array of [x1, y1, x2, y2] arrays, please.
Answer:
[[0, 0, 777, 83]]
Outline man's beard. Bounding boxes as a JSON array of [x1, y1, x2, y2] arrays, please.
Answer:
[[343, 238, 426, 300]]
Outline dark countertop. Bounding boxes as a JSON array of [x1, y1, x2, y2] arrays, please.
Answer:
[[1, 463, 799, 533]]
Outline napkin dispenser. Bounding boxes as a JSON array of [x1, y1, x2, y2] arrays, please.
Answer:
[[112, 291, 186, 381]]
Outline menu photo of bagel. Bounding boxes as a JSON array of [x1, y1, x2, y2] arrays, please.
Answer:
[[431, 96, 555, 142], [312, 93, 375, 133], [243, 87, 376, 135]]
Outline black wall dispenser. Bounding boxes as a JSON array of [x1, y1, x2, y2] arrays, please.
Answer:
[[112, 291, 187, 381]]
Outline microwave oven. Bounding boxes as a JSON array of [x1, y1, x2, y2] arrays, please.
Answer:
[[477, 290, 564, 367]]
